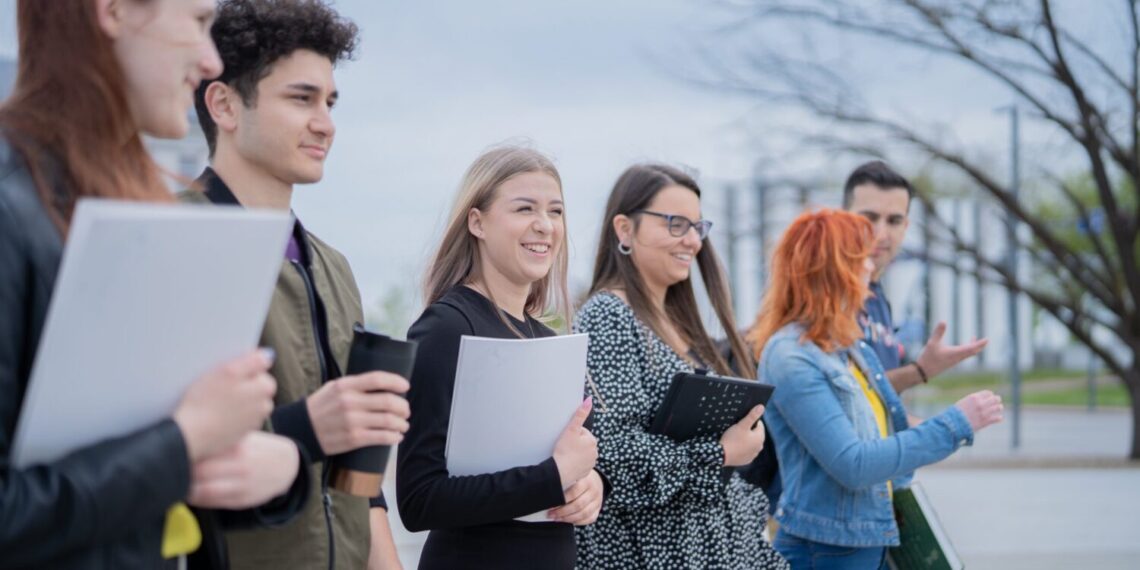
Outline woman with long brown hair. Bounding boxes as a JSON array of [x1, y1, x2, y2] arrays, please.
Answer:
[[573, 164, 787, 569], [750, 209, 1003, 569], [0, 1, 303, 568], [396, 145, 604, 569]]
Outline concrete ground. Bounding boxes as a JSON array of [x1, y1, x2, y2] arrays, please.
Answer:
[[381, 407, 1140, 569]]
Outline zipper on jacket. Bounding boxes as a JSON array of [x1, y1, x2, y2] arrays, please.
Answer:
[[291, 261, 329, 383], [291, 260, 335, 570], [321, 463, 336, 570]]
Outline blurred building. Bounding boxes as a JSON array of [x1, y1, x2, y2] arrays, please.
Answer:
[[707, 179, 1038, 372]]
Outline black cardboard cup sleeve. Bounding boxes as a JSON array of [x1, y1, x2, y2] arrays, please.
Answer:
[[329, 323, 417, 496]]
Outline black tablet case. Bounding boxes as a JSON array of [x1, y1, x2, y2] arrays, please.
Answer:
[[650, 371, 775, 441]]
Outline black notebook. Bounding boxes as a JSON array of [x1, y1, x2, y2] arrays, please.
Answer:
[[650, 371, 775, 441]]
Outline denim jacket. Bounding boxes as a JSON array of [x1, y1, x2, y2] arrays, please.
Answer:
[[758, 323, 974, 547]]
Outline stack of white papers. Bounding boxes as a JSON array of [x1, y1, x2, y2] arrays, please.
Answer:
[[12, 199, 291, 468], [445, 333, 589, 522]]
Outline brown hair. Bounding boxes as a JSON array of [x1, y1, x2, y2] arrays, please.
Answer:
[[748, 209, 875, 360], [423, 145, 571, 331], [0, 0, 170, 231], [588, 164, 752, 378]]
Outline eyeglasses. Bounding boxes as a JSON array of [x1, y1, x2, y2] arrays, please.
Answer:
[[634, 210, 713, 240]]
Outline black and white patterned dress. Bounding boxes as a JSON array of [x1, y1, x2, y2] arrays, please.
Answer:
[[573, 292, 788, 570]]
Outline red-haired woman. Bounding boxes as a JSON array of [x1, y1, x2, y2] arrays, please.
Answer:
[[749, 209, 1003, 569], [0, 1, 302, 568]]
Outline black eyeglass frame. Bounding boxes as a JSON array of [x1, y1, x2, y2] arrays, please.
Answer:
[[633, 210, 713, 240]]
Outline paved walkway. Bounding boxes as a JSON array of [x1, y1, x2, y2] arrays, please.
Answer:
[[918, 468, 1140, 569], [918, 407, 1140, 569], [381, 407, 1139, 568]]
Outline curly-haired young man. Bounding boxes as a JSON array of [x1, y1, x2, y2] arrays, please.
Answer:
[[181, 1, 410, 569]]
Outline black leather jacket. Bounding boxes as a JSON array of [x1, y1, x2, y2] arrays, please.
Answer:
[[0, 137, 307, 569], [0, 136, 192, 569]]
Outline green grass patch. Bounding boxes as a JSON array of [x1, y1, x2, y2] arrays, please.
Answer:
[[1022, 384, 1129, 407], [933, 368, 1090, 390], [907, 368, 1122, 407]]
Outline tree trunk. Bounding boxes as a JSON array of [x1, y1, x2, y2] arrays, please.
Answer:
[[1128, 365, 1140, 460]]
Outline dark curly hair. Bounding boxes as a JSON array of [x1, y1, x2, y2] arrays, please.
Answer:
[[194, 0, 358, 156]]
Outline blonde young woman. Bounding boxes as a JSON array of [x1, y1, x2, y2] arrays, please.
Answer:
[[396, 146, 606, 569]]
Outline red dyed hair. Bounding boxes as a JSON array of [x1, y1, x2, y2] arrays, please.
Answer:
[[748, 208, 875, 359], [0, 0, 169, 232]]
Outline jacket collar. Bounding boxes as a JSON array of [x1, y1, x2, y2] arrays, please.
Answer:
[[194, 166, 242, 206], [194, 167, 313, 266], [847, 345, 873, 380]]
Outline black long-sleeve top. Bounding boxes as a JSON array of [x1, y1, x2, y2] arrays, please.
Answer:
[[396, 285, 574, 569]]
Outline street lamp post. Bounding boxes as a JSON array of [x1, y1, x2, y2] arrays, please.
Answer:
[[1002, 104, 1023, 450]]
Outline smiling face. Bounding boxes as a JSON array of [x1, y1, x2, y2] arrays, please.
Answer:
[[107, 0, 222, 138], [847, 183, 910, 279], [618, 184, 704, 295], [229, 49, 338, 185], [469, 171, 566, 289]]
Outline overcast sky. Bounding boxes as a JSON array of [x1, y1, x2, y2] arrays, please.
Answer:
[[2, 1, 1111, 331]]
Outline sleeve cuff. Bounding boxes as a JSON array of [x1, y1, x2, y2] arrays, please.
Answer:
[[539, 456, 569, 506], [271, 399, 326, 462], [370, 490, 388, 510], [158, 418, 194, 499], [694, 438, 726, 468], [937, 406, 975, 448]]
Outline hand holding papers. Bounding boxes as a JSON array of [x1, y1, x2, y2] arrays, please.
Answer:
[[11, 199, 291, 468], [445, 334, 590, 522]]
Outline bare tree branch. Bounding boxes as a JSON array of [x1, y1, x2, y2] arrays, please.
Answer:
[[1039, 0, 1140, 311], [915, 187, 1131, 361], [1056, 28, 1132, 95], [700, 0, 1140, 457], [724, 0, 1140, 311], [917, 189, 1102, 318], [1039, 169, 1124, 289], [922, 251, 1128, 379], [799, 110, 1126, 313]]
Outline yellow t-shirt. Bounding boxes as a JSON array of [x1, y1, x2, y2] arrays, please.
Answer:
[[850, 364, 891, 496]]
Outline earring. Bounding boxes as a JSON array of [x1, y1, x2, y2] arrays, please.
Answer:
[[618, 241, 632, 255]]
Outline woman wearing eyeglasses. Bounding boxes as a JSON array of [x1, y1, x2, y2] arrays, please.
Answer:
[[573, 164, 787, 569]]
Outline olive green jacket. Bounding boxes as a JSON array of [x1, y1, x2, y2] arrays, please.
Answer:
[[180, 169, 370, 570]]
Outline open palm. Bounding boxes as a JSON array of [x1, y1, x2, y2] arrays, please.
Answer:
[[917, 321, 988, 379]]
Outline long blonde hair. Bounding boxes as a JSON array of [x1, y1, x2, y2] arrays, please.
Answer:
[[423, 145, 571, 330]]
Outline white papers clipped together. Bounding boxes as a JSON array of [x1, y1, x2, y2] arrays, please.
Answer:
[[12, 199, 291, 468], [445, 333, 589, 522]]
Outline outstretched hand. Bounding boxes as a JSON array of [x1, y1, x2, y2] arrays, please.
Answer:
[[916, 321, 987, 379]]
